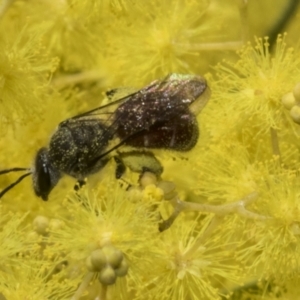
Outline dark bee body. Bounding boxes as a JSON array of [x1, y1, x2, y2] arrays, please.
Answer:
[[0, 74, 210, 201], [114, 74, 207, 151], [49, 119, 112, 177]]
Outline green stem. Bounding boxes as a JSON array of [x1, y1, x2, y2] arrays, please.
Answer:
[[160, 192, 268, 231], [99, 284, 108, 300], [0, 0, 16, 20], [179, 192, 267, 220], [270, 127, 281, 159], [176, 41, 243, 51], [52, 70, 104, 89], [237, 0, 249, 42], [71, 272, 94, 300]]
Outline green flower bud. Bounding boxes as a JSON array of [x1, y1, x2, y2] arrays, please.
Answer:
[[48, 219, 64, 231], [293, 82, 300, 102], [86, 255, 97, 272], [290, 105, 300, 124], [115, 259, 129, 277], [102, 245, 123, 268], [33, 215, 49, 235], [157, 181, 177, 200], [99, 266, 117, 285], [90, 249, 107, 271], [140, 172, 157, 187], [282, 92, 296, 110]]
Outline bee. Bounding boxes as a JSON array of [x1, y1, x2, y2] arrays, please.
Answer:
[[0, 73, 210, 201]]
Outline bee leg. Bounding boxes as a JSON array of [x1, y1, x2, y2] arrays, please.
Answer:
[[158, 207, 181, 232], [74, 179, 86, 192], [158, 195, 186, 232], [113, 156, 132, 190], [117, 150, 163, 178], [114, 156, 126, 179], [119, 178, 132, 191]]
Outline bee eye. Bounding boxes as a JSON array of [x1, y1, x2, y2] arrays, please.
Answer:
[[32, 148, 60, 201]]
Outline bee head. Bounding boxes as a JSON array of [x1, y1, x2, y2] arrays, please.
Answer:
[[32, 148, 61, 201]]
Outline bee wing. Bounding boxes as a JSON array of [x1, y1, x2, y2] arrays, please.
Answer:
[[62, 77, 165, 125], [59, 78, 162, 130], [106, 87, 139, 101]]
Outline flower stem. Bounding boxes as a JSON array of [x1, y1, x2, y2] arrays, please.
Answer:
[[52, 70, 104, 89], [237, 0, 249, 42], [176, 41, 243, 51], [71, 272, 94, 300], [99, 284, 108, 300], [160, 192, 269, 231], [181, 192, 267, 220], [270, 127, 281, 159], [0, 0, 16, 20]]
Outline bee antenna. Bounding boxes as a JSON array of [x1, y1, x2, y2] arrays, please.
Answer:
[[0, 172, 32, 199], [0, 167, 31, 175]]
